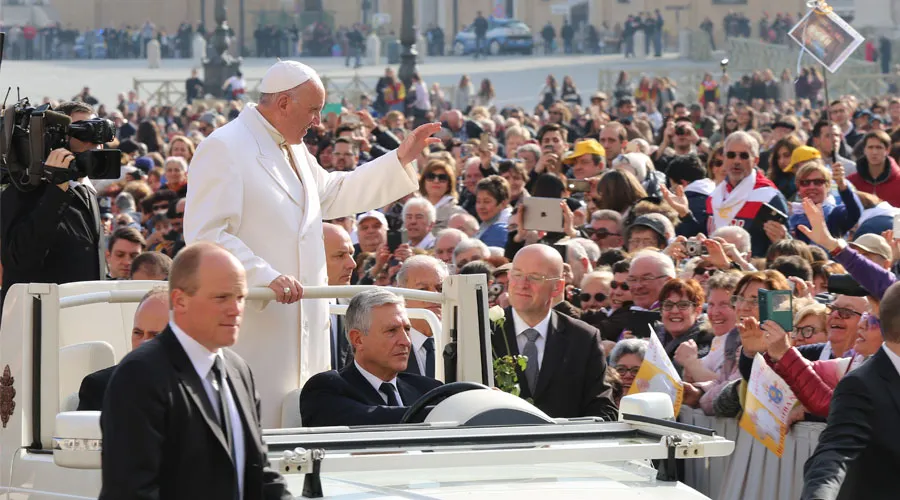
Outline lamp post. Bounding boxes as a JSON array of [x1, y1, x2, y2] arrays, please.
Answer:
[[397, 0, 417, 88]]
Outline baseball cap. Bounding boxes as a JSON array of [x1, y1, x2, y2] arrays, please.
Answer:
[[134, 156, 154, 173], [259, 60, 323, 94], [849, 234, 892, 262], [785, 146, 822, 173], [356, 210, 387, 227], [562, 139, 606, 164], [627, 215, 667, 239]]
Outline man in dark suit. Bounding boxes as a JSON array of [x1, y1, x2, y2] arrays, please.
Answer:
[[324, 223, 356, 370], [76, 286, 169, 410], [300, 289, 442, 426], [100, 242, 291, 500], [802, 282, 900, 500], [397, 255, 448, 379], [492, 244, 617, 420]]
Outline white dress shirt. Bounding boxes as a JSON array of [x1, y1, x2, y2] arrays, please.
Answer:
[[354, 360, 404, 405], [511, 308, 552, 371], [413, 231, 437, 250], [171, 321, 246, 497], [882, 343, 900, 377], [819, 341, 833, 361], [409, 328, 430, 376]]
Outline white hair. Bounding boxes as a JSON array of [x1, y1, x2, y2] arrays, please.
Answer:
[[505, 125, 531, 140], [396, 254, 449, 287], [609, 338, 648, 366], [436, 227, 467, 243], [449, 212, 480, 235], [724, 130, 760, 158], [571, 237, 601, 264], [712, 226, 753, 256], [345, 289, 406, 335], [591, 209, 623, 225], [580, 270, 613, 290], [164, 156, 188, 172], [488, 246, 506, 258], [402, 197, 436, 225], [452, 238, 489, 265], [631, 249, 676, 278]]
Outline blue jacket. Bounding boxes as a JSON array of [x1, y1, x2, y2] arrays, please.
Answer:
[[675, 178, 716, 238], [789, 187, 862, 242]]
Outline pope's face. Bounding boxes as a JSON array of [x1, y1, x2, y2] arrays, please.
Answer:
[[283, 82, 325, 145]]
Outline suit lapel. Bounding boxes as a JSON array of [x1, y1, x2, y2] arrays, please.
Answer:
[[160, 329, 232, 457], [533, 311, 568, 399], [223, 350, 263, 447], [875, 348, 900, 416], [342, 363, 389, 405], [396, 377, 420, 406]]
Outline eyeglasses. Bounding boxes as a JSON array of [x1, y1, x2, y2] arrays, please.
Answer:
[[508, 270, 562, 285], [425, 172, 451, 182], [662, 300, 696, 311], [626, 275, 668, 285], [579, 292, 608, 303], [615, 365, 641, 377], [730, 295, 759, 306], [798, 178, 828, 187], [725, 151, 752, 160], [792, 325, 823, 340], [829, 306, 862, 320], [611, 280, 630, 291], [860, 312, 881, 329], [694, 267, 717, 277]]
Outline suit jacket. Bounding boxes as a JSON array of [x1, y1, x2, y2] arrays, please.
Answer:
[[492, 307, 618, 420], [299, 362, 442, 427], [329, 313, 352, 371], [76, 365, 115, 411], [99, 328, 291, 500], [802, 348, 900, 500], [184, 103, 420, 426]]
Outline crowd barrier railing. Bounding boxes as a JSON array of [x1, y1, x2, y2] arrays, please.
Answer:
[[678, 406, 825, 499]]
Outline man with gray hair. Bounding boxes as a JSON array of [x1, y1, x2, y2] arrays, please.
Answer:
[[402, 197, 437, 250], [589, 210, 624, 250], [433, 228, 467, 265], [448, 212, 480, 237], [299, 289, 442, 426], [624, 249, 676, 339], [396, 255, 449, 378], [704, 130, 789, 257], [453, 238, 490, 268]]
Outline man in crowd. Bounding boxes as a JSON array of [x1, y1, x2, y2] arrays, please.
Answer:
[[299, 289, 442, 426], [331, 137, 360, 171], [100, 242, 292, 499], [830, 99, 863, 148], [625, 250, 676, 338], [433, 228, 468, 266], [402, 198, 437, 250], [186, 60, 442, 426], [324, 223, 356, 370], [77, 286, 169, 410], [355, 211, 388, 257], [453, 238, 490, 268], [130, 251, 173, 280], [599, 122, 628, 161], [397, 255, 448, 378], [106, 227, 146, 280], [587, 210, 625, 250], [811, 120, 857, 175], [491, 244, 617, 420], [563, 139, 606, 180], [661, 154, 716, 237]]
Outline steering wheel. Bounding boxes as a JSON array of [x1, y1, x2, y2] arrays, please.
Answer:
[[400, 382, 490, 424]]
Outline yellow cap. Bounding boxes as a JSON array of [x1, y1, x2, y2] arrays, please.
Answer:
[[784, 146, 822, 173], [563, 139, 606, 164]]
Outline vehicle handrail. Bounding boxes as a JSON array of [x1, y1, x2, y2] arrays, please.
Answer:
[[58, 285, 444, 309]]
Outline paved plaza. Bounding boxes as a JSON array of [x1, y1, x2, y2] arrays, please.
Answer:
[[2, 52, 718, 109]]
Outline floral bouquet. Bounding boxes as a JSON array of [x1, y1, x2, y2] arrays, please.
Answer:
[[489, 305, 528, 397]]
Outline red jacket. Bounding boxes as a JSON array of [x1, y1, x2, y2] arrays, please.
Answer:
[[848, 156, 900, 208], [767, 348, 848, 418]]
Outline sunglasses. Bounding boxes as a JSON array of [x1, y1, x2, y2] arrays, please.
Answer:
[[798, 178, 828, 187], [584, 227, 620, 239], [425, 172, 451, 182], [694, 267, 716, 277], [725, 151, 751, 160], [829, 306, 862, 320], [579, 292, 608, 303], [860, 312, 881, 330], [611, 281, 630, 291]]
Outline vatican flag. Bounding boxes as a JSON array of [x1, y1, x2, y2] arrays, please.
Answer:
[[739, 353, 798, 458], [626, 329, 684, 417]]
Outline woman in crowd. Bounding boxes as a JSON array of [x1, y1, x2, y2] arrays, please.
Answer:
[[658, 279, 714, 375], [578, 270, 613, 312], [560, 75, 582, 107], [474, 175, 512, 248], [595, 169, 648, 215], [609, 339, 647, 407], [792, 302, 829, 347], [162, 156, 188, 196], [539, 74, 558, 110], [166, 135, 195, 164], [498, 159, 530, 208], [788, 159, 862, 242], [475, 78, 496, 109], [706, 146, 727, 185], [811, 261, 847, 295], [419, 160, 463, 233], [454, 74, 475, 112], [767, 136, 802, 200]]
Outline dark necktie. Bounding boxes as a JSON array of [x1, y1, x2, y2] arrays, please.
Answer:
[[210, 357, 236, 462], [423, 337, 435, 378], [522, 328, 541, 394], [379, 382, 400, 406]]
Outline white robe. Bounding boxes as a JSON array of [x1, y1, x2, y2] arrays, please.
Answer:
[[185, 104, 419, 426]]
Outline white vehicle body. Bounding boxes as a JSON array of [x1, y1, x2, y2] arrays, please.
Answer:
[[0, 276, 733, 498]]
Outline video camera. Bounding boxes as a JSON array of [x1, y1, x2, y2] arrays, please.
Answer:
[[0, 97, 122, 191]]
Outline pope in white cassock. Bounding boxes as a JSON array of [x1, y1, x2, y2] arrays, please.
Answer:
[[185, 60, 441, 426]]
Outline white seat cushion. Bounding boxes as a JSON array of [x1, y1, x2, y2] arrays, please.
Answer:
[[59, 341, 115, 409], [281, 388, 303, 428]]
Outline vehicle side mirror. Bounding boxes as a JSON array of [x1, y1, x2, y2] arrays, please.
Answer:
[[618, 393, 676, 421], [53, 411, 102, 469]]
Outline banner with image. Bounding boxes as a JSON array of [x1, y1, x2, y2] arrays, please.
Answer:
[[739, 353, 798, 458], [788, 7, 864, 74], [626, 329, 684, 417]]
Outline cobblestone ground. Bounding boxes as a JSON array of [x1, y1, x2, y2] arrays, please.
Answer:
[[2, 52, 717, 109]]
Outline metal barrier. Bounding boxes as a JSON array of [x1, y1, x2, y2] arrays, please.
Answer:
[[678, 406, 825, 500]]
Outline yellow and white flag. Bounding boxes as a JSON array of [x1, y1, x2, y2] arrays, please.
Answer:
[[626, 329, 684, 417], [739, 353, 798, 458]]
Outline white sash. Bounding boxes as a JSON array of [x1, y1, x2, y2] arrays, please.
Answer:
[[709, 173, 757, 230]]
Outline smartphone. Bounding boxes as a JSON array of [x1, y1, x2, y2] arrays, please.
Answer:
[[566, 179, 592, 193], [754, 202, 788, 226], [341, 113, 360, 125], [758, 289, 792, 333], [387, 229, 406, 252]]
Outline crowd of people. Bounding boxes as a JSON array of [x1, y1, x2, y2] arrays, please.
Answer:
[[3, 52, 900, 496]]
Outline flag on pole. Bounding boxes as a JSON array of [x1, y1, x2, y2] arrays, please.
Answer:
[[739, 353, 798, 458], [626, 328, 684, 417]]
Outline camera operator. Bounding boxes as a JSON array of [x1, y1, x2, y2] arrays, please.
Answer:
[[1, 101, 109, 315]]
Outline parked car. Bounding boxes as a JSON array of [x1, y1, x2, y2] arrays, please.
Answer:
[[453, 17, 534, 56]]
